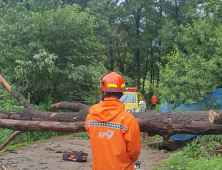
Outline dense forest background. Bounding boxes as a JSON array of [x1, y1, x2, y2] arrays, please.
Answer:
[[1, 0, 222, 108], [1, 1, 222, 169]]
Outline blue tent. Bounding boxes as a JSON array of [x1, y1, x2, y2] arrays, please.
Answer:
[[159, 88, 222, 141]]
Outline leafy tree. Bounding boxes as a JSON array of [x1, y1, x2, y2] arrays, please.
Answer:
[[88, 0, 124, 72], [87, 0, 140, 92], [158, 15, 222, 107], [158, 0, 208, 57], [0, 2, 106, 105], [117, 0, 146, 89], [117, 0, 166, 90]]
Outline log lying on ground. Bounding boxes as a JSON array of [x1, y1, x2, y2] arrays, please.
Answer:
[[1, 74, 222, 146]]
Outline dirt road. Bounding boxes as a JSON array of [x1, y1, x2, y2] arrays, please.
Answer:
[[0, 134, 174, 170]]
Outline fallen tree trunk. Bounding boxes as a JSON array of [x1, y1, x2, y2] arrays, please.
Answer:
[[1, 75, 222, 146], [0, 101, 218, 137]]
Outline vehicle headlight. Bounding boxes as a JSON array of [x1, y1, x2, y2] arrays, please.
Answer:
[[126, 107, 136, 113]]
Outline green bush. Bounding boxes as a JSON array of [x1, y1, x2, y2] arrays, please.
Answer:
[[155, 136, 222, 170]]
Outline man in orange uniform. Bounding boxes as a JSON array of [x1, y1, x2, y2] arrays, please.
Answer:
[[85, 72, 141, 170], [151, 92, 158, 110]]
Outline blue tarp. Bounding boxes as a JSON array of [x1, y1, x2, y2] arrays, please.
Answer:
[[159, 88, 222, 141]]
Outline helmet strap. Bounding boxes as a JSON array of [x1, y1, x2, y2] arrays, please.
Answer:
[[101, 92, 106, 101]]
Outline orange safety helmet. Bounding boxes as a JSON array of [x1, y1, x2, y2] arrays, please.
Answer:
[[99, 72, 126, 92]]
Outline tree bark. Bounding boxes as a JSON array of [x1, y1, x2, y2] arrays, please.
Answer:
[[109, 38, 114, 71], [0, 119, 86, 133]]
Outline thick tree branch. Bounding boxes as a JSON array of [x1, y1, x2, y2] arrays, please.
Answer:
[[0, 75, 33, 110], [0, 131, 23, 151], [118, 17, 133, 38]]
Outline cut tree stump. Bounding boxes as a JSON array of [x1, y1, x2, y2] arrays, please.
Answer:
[[209, 110, 222, 124]]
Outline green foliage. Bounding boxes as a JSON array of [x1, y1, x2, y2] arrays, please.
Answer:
[[148, 135, 163, 142], [155, 152, 222, 170], [158, 15, 222, 107], [155, 135, 222, 170], [72, 132, 90, 140], [202, 96, 220, 110], [140, 137, 147, 143], [0, 128, 67, 152], [0, 1, 106, 105]]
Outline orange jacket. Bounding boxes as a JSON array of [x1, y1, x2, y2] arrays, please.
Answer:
[[151, 96, 158, 104], [85, 97, 141, 170]]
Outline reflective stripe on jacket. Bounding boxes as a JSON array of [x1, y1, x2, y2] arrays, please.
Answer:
[[85, 97, 141, 170]]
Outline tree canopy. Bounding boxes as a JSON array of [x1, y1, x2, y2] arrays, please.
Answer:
[[0, 0, 221, 108]]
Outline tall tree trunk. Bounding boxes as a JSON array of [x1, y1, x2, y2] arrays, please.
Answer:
[[109, 38, 114, 71], [175, 0, 180, 25], [157, 39, 161, 84], [157, 0, 163, 84], [116, 42, 125, 73], [142, 51, 149, 92], [149, 41, 154, 101], [120, 52, 126, 73], [135, 6, 142, 90], [136, 48, 140, 89]]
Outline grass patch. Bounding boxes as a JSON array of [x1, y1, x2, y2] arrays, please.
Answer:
[[72, 132, 90, 140], [0, 129, 68, 152], [141, 133, 163, 143], [0, 140, 44, 153], [148, 135, 163, 142], [155, 152, 222, 170]]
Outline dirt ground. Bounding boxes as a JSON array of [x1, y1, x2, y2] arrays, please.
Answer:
[[0, 134, 175, 170]]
